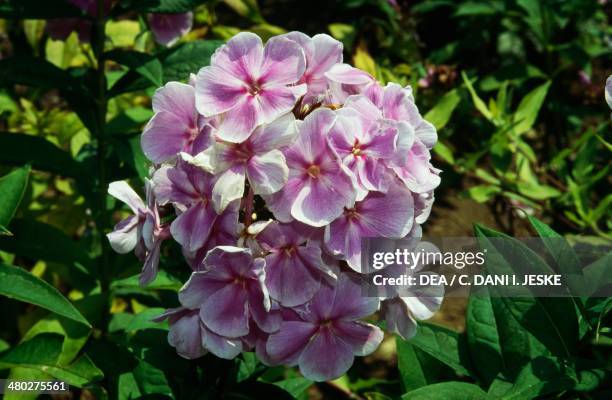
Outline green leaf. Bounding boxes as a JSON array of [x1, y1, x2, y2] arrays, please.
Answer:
[[273, 378, 313, 398], [433, 141, 455, 164], [498, 357, 575, 399], [425, 88, 461, 130], [397, 337, 454, 391], [0, 224, 11, 236], [512, 81, 551, 135], [109, 40, 223, 96], [516, 181, 560, 200], [462, 72, 493, 121], [222, 0, 264, 23], [0, 0, 82, 18], [474, 225, 580, 376], [582, 252, 612, 297], [0, 263, 91, 327], [466, 293, 503, 386], [466, 185, 500, 203], [0, 333, 102, 387], [131, 359, 172, 397], [0, 134, 83, 178], [401, 382, 486, 400], [527, 216, 581, 277], [0, 219, 94, 281], [0, 165, 30, 227], [22, 316, 91, 365], [106, 50, 163, 87], [408, 322, 473, 377]]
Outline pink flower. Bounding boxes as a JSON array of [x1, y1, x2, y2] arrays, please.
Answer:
[[257, 221, 336, 307], [152, 162, 237, 253], [328, 107, 408, 195], [148, 12, 193, 47], [107, 180, 169, 286], [324, 182, 414, 272], [280, 32, 343, 104], [266, 273, 382, 381], [265, 108, 356, 227], [324, 63, 376, 104], [178, 246, 281, 338], [142, 81, 211, 163], [182, 113, 297, 213], [195, 32, 307, 143]]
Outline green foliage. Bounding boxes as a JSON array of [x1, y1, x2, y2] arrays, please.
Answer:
[[397, 219, 611, 398], [0, 0, 609, 398], [0, 263, 91, 327]]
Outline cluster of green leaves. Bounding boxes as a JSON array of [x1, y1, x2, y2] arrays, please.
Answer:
[[392, 217, 611, 400]]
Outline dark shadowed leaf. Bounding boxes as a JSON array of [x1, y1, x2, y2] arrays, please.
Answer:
[[397, 336, 455, 391], [401, 381, 487, 400], [408, 322, 473, 377], [0, 165, 30, 227], [466, 292, 503, 386], [0, 0, 82, 18], [106, 50, 163, 87], [0, 134, 83, 178]]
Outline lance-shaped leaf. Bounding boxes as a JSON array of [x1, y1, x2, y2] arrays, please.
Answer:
[[0, 165, 30, 227], [0, 263, 91, 327]]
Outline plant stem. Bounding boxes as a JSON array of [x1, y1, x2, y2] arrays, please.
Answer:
[[93, 0, 109, 292]]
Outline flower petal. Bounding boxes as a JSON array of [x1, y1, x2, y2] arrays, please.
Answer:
[[260, 36, 306, 85], [212, 166, 246, 213], [107, 215, 140, 254], [200, 282, 250, 338], [195, 65, 246, 117], [108, 181, 145, 214], [141, 111, 191, 163], [266, 321, 317, 365], [170, 203, 216, 252], [168, 311, 206, 359], [334, 321, 383, 356], [201, 325, 243, 359], [148, 12, 193, 47], [247, 150, 289, 195], [298, 327, 354, 381], [248, 112, 297, 153]]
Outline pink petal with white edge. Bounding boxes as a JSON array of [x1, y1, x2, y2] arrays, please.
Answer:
[[214, 96, 259, 143], [167, 311, 206, 359], [141, 111, 192, 163], [334, 321, 384, 356], [257, 84, 306, 124], [195, 65, 247, 117], [260, 36, 306, 85], [152, 81, 195, 121], [170, 203, 216, 252], [248, 112, 297, 153], [211, 32, 264, 81], [266, 321, 317, 366]]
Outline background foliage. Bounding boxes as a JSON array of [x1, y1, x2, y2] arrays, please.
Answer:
[[0, 0, 610, 399]]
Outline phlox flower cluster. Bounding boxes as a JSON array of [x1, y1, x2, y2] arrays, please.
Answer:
[[107, 31, 443, 381]]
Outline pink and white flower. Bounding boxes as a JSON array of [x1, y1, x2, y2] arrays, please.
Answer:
[[148, 12, 193, 47], [195, 32, 307, 143]]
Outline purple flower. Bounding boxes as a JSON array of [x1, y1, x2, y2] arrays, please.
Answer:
[[280, 32, 343, 104], [265, 108, 356, 227], [148, 12, 193, 47], [178, 246, 281, 338], [354, 82, 438, 149], [266, 273, 382, 381], [376, 237, 444, 339], [195, 32, 307, 143], [152, 162, 237, 253], [324, 63, 376, 104], [328, 107, 406, 195], [324, 182, 414, 272], [257, 221, 336, 307], [107, 180, 169, 286], [142, 81, 211, 163], [182, 113, 297, 213], [154, 307, 245, 360]]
